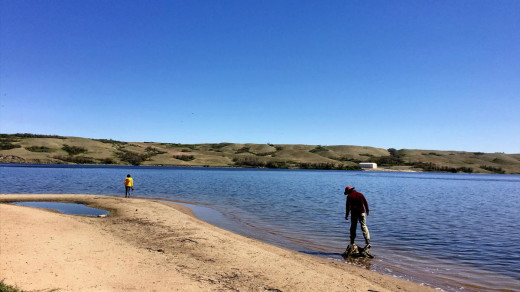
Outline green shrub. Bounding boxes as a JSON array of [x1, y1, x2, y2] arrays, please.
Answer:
[[265, 161, 290, 169], [100, 157, 116, 164], [256, 151, 277, 157], [335, 156, 361, 163], [62, 144, 88, 155], [411, 162, 473, 173], [235, 147, 251, 154], [480, 165, 505, 174], [116, 150, 149, 165], [26, 146, 53, 152], [12, 133, 65, 139], [93, 138, 127, 145], [0, 280, 24, 292], [233, 156, 265, 167], [0, 141, 21, 150], [173, 155, 195, 161], [164, 143, 200, 150], [145, 146, 166, 156], [309, 145, 328, 153], [54, 155, 95, 164], [209, 143, 232, 150]]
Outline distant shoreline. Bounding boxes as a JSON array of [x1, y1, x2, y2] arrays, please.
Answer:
[[1, 134, 518, 174], [1, 161, 427, 172]]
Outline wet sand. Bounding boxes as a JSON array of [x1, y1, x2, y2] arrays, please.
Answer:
[[0, 194, 436, 291]]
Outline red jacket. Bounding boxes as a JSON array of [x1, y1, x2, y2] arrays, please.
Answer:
[[346, 190, 369, 217]]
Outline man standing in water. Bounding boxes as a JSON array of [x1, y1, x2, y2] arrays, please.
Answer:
[[345, 186, 370, 249], [124, 174, 134, 198]]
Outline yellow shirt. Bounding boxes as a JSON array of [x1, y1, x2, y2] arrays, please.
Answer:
[[124, 177, 133, 187]]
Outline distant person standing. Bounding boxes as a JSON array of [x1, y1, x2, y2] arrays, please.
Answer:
[[124, 174, 134, 198], [344, 186, 370, 248]]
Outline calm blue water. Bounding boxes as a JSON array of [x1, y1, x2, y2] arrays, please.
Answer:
[[2, 164, 519, 291], [11, 201, 109, 216]]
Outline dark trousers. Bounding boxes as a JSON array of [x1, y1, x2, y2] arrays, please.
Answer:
[[125, 186, 132, 198], [350, 213, 370, 245]]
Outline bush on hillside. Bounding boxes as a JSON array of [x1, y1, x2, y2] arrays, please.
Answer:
[[298, 162, 361, 171], [93, 138, 127, 145], [62, 144, 88, 155], [235, 147, 251, 154], [26, 146, 53, 152], [173, 154, 195, 161], [0, 141, 21, 150], [309, 145, 328, 153], [116, 149, 149, 165], [100, 157, 116, 164], [10, 133, 65, 139], [411, 162, 473, 173], [145, 146, 166, 156], [233, 156, 265, 167], [54, 155, 95, 164], [480, 165, 505, 174]]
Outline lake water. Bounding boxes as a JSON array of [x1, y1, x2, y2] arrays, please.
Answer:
[[1, 164, 519, 291], [11, 201, 109, 216]]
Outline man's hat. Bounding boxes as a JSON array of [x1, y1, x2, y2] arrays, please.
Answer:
[[344, 186, 355, 194]]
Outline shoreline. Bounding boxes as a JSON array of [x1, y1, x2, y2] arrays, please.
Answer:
[[0, 194, 437, 292]]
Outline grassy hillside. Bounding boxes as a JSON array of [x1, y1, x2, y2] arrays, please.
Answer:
[[1, 134, 519, 174]]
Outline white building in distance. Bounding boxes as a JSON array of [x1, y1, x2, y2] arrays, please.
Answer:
[[359, 162, 377, 169]]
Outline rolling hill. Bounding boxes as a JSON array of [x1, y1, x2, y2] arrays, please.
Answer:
[[1, 134, 519, 174]]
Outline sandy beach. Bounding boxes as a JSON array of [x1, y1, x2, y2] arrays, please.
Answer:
[[0, 194, 435, 291]]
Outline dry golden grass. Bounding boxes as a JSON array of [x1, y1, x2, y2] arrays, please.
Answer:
[[1, 134, 519, 173]]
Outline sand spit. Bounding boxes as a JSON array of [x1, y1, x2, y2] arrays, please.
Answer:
[[0, 194, 435, 291]]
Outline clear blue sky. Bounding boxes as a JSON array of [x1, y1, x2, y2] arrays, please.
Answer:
[[1, 0, 519, 153]]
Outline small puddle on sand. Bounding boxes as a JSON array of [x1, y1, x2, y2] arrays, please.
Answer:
[[11, 201, 109, 217]]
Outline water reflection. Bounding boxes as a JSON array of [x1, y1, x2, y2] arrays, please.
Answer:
[[11, 201, 109, 217]]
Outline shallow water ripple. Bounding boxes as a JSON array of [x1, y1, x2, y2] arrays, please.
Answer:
[[1, 165, 519, 291]]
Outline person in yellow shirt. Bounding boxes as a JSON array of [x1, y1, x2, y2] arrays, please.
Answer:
[[124, 174, 134, 198]]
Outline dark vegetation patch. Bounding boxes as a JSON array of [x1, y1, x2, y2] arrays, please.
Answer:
[[235, 147, 251, 154], [208, 143, 233, 151], [0, 280, 25, 292], [256, 151, 277, 157], [233, 157, 288, 168], [232, 157, 361, 170], [54, 155, 95, 164], [334, 155, 360, 163], [100, 157, 116, 164], [309, 145, 328, 153], [26, 146, 53, 152], [410, 162, 473, 173], [0, 141, 21, 150], [173, 155, 195, 161], [162, 143, 200, 150], [298, 162, 361, 170], [62, 144, 88, 155], [93, 138, 128, 145], [423, 152, 442, 156], [480, 165, 505, 174], [145, 146, 166, 156], [116, 149, 150, 165], [1, 133, 65, 139]]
